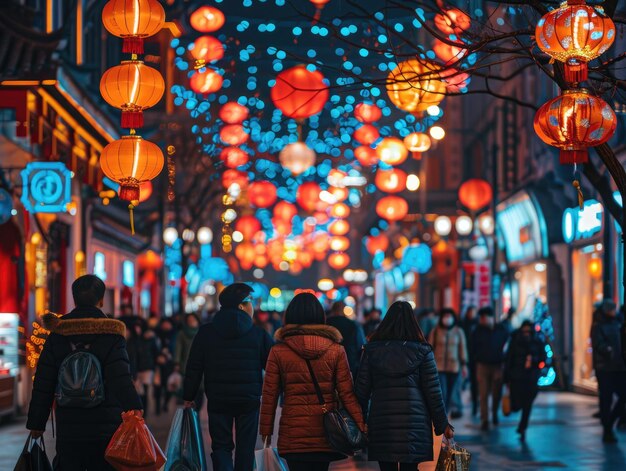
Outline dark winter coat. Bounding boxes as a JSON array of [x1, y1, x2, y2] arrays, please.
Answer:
[[129, 330, 159, 372], [26, 307, 142, 442], [504, 330, 546, 384], [355, 341, 449, 464], [183, 307, 273, 413], [592, 316, 626, 372], [326, 315, 366, 375], [471, 324, 509, 365], [260, 324, 365, 456]]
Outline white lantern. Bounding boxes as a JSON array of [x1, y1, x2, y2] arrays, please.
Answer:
[[434, 215, 452, 236], [197, 226, 213, 244], [406, 174, 421, 191], [163, 227, 178, 246], [455, 215, 473, 236], [469, 244, 488, 261], [478, 214, 495, 235], [318, 278, 334, 291], [279, 142, 316, 176], [429, 125, 446, 140]]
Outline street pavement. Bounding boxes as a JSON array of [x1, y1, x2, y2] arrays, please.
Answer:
[[0, 392, 624, 470]]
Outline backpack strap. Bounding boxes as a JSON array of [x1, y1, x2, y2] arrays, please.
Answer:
[[304, 359, 327, 412]]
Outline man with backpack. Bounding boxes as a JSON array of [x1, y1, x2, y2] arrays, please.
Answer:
[[27, 275, 142, 470]]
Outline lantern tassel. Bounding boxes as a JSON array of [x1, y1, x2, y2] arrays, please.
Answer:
[[313, 8, 322, 24], [128, 203, 135, 235], [573, 179, 584, 210], [121, 110, 144, 129], [122, 37, 144, 55]]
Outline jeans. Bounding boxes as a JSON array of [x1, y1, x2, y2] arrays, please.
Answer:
[[378, 462, 418, 471], [438, 372, 459, 413], [596, 370, 626, 432], [476, 362, 503, 424], [53, 440, 115, 471], [286, 461, 330, 471], [450, 371, 463, 413], [208, 409, 260, 471]]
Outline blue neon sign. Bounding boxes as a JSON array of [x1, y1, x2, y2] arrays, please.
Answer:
[[20, 162, 72, 213], [94, 252, 107, 281], [122, 260, 135, 288], [562, 199, 603, 243]]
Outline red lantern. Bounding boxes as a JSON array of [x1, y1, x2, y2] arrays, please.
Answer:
[[298, 250, 314, 269], [273, 218, 292, 236], [375, 168, 408, 194], [220, 147, 249, 168], [328, 252, 350, 270], [274, 201, 298, 221], [219, 102, 249, 124], [235, 242, 256, 270], [222, 169, 249, 189], [404, 132, 431, 153], [366, 234, 389, 255], [190, 6, 225, 33], [440, 68, 470, 93], [458, 179, 493, 211], [314, 211, 329, 225], [330, 236, 350, 252], [271, 65, 329, 120], [329, 219, 350, 236], [190, 68, 223, 95], [296, 182, 321, 212], [433, 39, 467, 65], [248, 181, 277, 208], [376, 196, 408, 222], [102, 0, 165, 55], [434, 8, 471, 35], [376, 137, 408, 166], [534, 89, 616, 164], [137, 250, 163, 271], [536, 1, 615, 83], [329, 186, 348, 202], [235, 215, 261, 240], [220, 124, 249, 146], [254, 252, 269, 269], [354, 124, 380, 146], [330, 203, 350, 219], [312, 232, 330, 260], [355, 102, 382, 123], [354, 146, 379, 166], [190, 36, 224, 68]]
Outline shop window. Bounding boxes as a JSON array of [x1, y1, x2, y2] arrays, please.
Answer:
[[94, 252, 107, 281], [122, 260, 134, 288]]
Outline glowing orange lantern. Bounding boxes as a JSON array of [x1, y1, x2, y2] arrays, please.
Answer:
[[330, 203, 350, 219], [100, 135, 163, 201], [235, 242, 256, 270], [100, 61, 164, 129], [220, 147, 249, 168], [458, 179, 493, 211], [254, 253, 269, 269], [274, 201, 298, 221], [235, 215, 261, 240], [222, 169, 249, 189], [387, 59, 446, 114], [309, 0, 331, 21], [375, 168, 408, 194], [354, 146, 379, 166], [279, 142, 316, 176], [297, 182, 321, 212], [440, 68, 470, 93], [536, 1, 615, 83], [355, 102, 382, 123], [376, 137, 409, 166], [433, 39, 467, 65], [190, 6, 225, 33], [404, 132, 431, 153], [314, 211, 329, 225], [329, 219, 350, 236], [219, 102, 249, 124], [376, 196, 408, 222], [329, 252, 350, 270], [137, 250, 163, 271], [329, 186, 348, 202], [330, 236, 350, 252], [312, 232, 330, 259], [273, 218, 292, 236], [271, 65, 329, 120], [190, 68, 223, 94], [220, 124, 249, 146], [298, 250, 314, 268], [354, 124, 380, 146], [102, 0, 165, 54], [190, 36, 224, 68], [366, 234, 389, 255], [248, 181, 277, 208], [588, 258, 602, 278], [434, 8, 471, 35], [534, 89, 616, 164]]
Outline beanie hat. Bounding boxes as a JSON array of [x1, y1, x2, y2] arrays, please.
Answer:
[[219, 283, 253, 309]]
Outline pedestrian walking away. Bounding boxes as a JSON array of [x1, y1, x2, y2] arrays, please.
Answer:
[[326, 301, 367, 378]]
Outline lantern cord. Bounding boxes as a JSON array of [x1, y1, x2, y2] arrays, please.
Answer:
[[573, 179, 584, 210], [297, 121, 303, 141], [128, 203, 135, 235]]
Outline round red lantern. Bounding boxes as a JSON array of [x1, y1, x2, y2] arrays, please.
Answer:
[[279, 142, 316, 176], [190, 36, 224, 68], [376, 196, 409, 222], [296, 182, 321, 212], [298, 250, 314, 268], [329, 203, 350, 219], [355, 102, 382, 123], [248, 181, 277, 208], [354, 146, 379, 166], [404, 132, 431, 153], [433, 39, 467, 65], [536, 1, 615, 83], [354, 124, 380, 146], [330, 236, 350, 252], [329, 219, 350, 236], [376, 137, 409, 166], [366, 234, 389, 255], [314, 210, 329, 225], [234, 215, 261, 240], [458, 179, 493, 211], [190, 68, 223, 95], [329, 186, 348, 202], [222, 169, 249, 189], [387, 59, 446, 114], [434, 8, 471, 35], [312, 232, 329, 259], [328, 252, 350, 270], [440, 68, 470, 93], [102, 0, 165, 54], [220, 124, 249, 146], [273, 218, 292, 237], [219, 102, 249, 124], [235, 242, 256, 270], [271, 65, 329, 120], [534, 89, 616, 164], [375, 168, 408, 194], [220, 147, 249, 168], [137, 250, 163, 271], [254, 252, 269, 269], [190, 6, 225, 33], [274, 201, 298, 221]]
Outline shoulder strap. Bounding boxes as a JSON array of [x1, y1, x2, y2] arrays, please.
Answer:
[[304, 359, 327, 409]]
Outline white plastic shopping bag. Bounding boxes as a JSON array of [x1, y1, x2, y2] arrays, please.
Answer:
[[254, 447, 288, 471]]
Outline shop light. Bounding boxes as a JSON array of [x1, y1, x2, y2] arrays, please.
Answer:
[[364, 286, 375, 296], [469, 244, 489, 261], [318, 278, 334, 291], [406, 174, 421, 192], [534, 263, 547, 272], [478, 214, 495, 235], [222, 208, 237, 223], [434, 216, 452, 236], [163, 227, 178, 246], [182, 229, 195, 242], [279, 261, 290, 271], [197, 227, 213, 244], [429, 126, 445, 140], [343, 306, 355, 318], [253, 268, 264, 279], [426, 105, 441, 116], [345, 296, 356, 306], [343, 269, 355, 282], [232, 231, 244, 243], [455, 215, 473, 236], [270, 287, 282, 298]]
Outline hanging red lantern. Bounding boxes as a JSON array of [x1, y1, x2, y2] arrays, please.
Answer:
[[536, 1, 615, 83], [534, 89, 616, 164], [329, 203, 350, 219], [387, 59, 446, 114], [220, 124, 249, 146], [440, 68, 470, 93], [329, 186, 348, 202], [190, 36, 224, 68], [248, 181, 277, 208], [235, 242, 256, 270], [190, 6, 225, 33], [298, 250, 314, 268], [433, 39, 467, 65], [219, 102, 249, 124], [329, 219, 350, 236], [434, 8, 471, 35], [314, 210, 329, 225], [190, 68, 223, 95], [354, 124, 380, 146], [312, 232, 330, 260], [375, 168, 408, 194], [376, 137, 409, 166], [404, 132, 431, 153], [235, 215, 261, 240], [137, 250, 163, 271], [330, 236, 350, 252], [376, 196, 408, 222], [222, 169, 249, 189], [271, 65, 329, 120], [102, 0, 165, 55], [366, 234, 389, 255], [274, 201, 298, 221], [296, 182, 321, 212], [328, 252, 350, 270], [279, 142, 317, 176], [355, 102, 382, 123], [254, 252, 269, 269], [273, 218, 292, 237], [220, 147, 249, 168], [354, 146, 379, 167], [458, 179, 493, 211]]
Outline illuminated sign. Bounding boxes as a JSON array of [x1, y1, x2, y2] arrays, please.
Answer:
[[401, 243, 432, 274], [562, 200, 603, 243], [0, 189, 13, 224], [20, 162, 72, 213], [122, 260, 135, 288], [94, 252, 107, 281]]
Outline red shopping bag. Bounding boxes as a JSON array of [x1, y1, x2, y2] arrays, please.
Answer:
[[105, 410, 166, 471]]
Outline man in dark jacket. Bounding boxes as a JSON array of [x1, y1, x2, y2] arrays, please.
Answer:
[[183, 283, 273, 471], [591, 299, 626, 443], [326, 301, 366, 377], [27, 275, 142, 470], [471, 306, 509, 431]]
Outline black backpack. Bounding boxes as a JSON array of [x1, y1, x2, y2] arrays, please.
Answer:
[[55, 342, 105, 408]]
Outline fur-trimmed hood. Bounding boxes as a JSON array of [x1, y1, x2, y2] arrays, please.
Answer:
[[42, 312, 126, 337], [275, 324, 342, 360]]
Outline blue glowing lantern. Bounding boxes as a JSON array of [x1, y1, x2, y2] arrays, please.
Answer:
[[0, 189, 13, 224], [401, 243, 432, 274], [21, 162, 72, 213]]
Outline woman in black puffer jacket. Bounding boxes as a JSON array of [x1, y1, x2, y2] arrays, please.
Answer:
[[356, 301, 453, 471]]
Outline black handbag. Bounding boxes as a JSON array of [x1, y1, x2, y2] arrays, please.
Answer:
[[14, 435, 53, 471], [304, 359, 367, 455]]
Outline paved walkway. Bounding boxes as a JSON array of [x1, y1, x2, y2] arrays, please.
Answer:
[[0, 392, 624, 470]]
